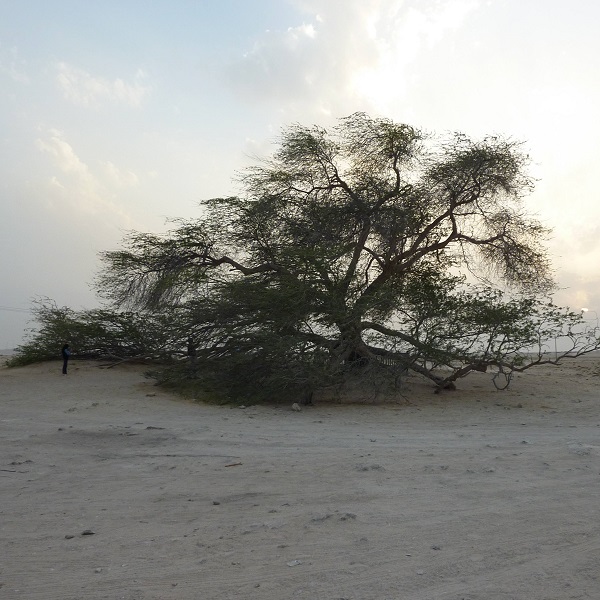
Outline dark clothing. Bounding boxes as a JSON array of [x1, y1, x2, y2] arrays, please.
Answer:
[[61, 346, 70, 374]]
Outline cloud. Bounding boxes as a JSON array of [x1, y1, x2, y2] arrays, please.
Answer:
[[552, 268, 600, 315], [56, 62, 150, 108], [227, 2, 377, 117], [35, 128, 138, 224], [36, 128, 91, 175], [102, 161, 140, 188], [227, 0, 479, 119], [0, 45, 30, 84], [36, 129, 103, 214]]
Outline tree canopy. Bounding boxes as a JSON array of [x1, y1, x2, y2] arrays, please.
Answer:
[[14, 113, 599, 400]]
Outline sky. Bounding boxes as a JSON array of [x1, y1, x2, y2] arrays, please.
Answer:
[[1, 0, 600, 348]]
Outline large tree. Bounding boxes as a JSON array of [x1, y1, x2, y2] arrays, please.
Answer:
[[96, 113, 597, 399]]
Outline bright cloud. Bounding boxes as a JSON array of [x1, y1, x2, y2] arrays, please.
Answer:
[[56, 62, 150, 108], [228, 1, 381, 117], [36, 129, 104, 214], [36, 128, 91, 175], [102, 161, 140, 188], [35, 129, 139, 224], [352, 0, 479, 112], [228, 0, 479, 119]]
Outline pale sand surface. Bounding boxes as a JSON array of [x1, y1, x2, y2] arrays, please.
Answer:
[[1, 357, 599, 600]]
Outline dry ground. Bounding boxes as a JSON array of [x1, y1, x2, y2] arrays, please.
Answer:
[[1, 357, 599, 599]]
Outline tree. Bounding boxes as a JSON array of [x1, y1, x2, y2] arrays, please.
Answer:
[[7, 298, 184, 367], [95, 113, 597, 399]]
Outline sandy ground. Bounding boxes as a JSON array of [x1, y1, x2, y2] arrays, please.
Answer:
[[0, 357, 599, 600]]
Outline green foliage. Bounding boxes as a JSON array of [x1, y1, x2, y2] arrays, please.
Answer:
[[12, 114, 600, 399], [7, 298, 182, 367], [93, 113, 597, 394]]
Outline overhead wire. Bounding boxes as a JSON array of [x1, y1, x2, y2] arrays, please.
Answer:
[[0, 306, 31, 313]]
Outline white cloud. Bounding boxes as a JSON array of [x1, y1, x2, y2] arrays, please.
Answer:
[[102, 161, 140, 188], [49, 176, 65, 190], [56, 62, 150, 108], [227, 0, 479, 119], [36, 128, 91, 175], [353, 0, 479, 105], [35, 129, 138, 225], [0, 45, 30, 84]]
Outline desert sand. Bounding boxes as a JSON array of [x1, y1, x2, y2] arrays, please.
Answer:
[[1, 356, 599, 600]]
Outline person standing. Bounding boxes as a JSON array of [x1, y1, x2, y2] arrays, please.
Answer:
[[61, 343, 71, 375]]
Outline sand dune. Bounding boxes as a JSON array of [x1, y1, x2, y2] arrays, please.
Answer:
[[1, 357, 599, 599]]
